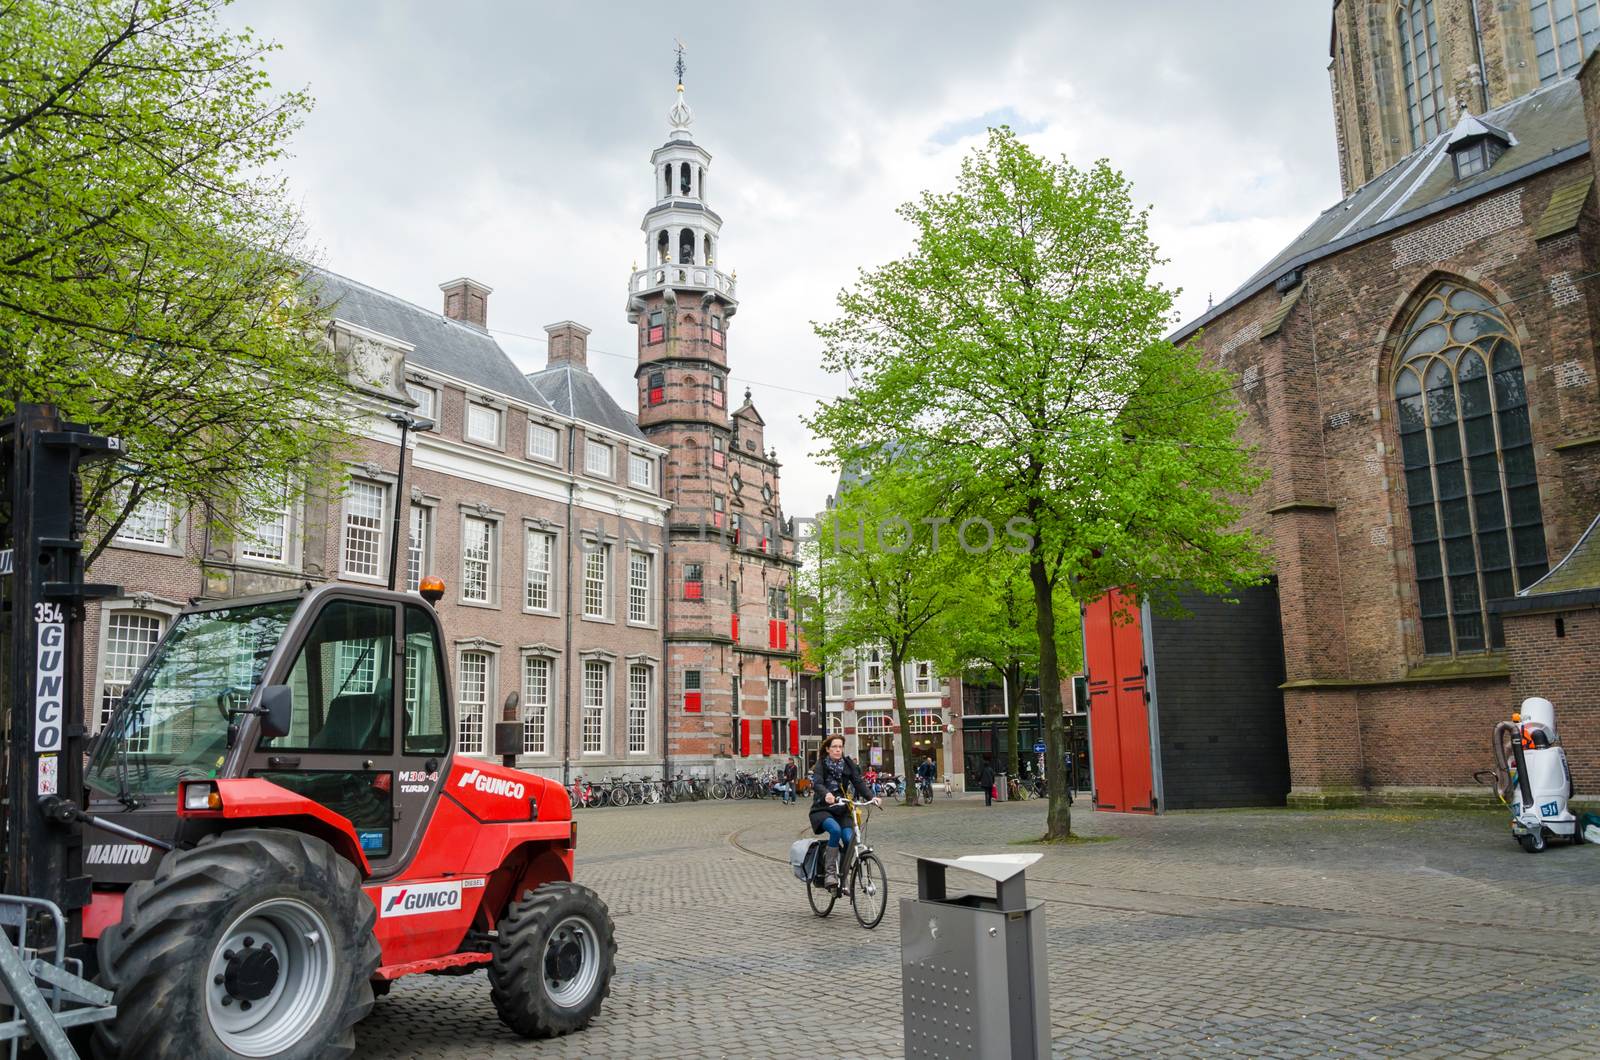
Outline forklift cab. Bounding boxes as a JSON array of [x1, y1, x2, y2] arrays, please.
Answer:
[[86, 583, 455, 877]]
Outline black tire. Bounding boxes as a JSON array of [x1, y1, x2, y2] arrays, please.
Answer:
[[1519, 830, 1546, 853], [94, 828, 378, 1060], [1573, 821, 1585, 845], [806, 872, 836, 918], [490, 882, 616, 1038], [850, 852, 889, 929]]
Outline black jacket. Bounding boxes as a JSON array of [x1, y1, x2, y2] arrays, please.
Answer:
[[782, 761, 798, 783], [809, 755, 872, 834], [979, 762, 995, 787]]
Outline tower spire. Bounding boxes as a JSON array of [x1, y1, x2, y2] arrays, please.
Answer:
[[674, 38, 686, 89]]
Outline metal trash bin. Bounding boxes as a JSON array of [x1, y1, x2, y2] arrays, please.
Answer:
[[994, 772, 1008, 802], [900, 853, 1048, 1059]]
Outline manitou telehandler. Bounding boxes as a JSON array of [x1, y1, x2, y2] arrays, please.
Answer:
[[0, 405, 615, 1059]]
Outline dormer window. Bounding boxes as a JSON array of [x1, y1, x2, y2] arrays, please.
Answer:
[[1447, 114, 1512, 182]]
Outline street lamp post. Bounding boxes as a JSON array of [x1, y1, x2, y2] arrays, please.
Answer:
[[384, 411, 435, 591]]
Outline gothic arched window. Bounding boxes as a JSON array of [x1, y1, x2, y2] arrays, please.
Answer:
[[1529, 1, 1600, 84], [1394, 281, 1548, 656], [1397, 0, 1446, 148]]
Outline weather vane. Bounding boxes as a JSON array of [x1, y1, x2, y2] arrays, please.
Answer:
[[674, 38, 686, 88]]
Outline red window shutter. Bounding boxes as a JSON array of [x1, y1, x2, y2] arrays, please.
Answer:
[[779, 621, 788, 650], [711, 330, 724, 348], [768, 619, 777, 648], [761, 720, 773, 756], [712, 390, 724, 406], [713, 452, 725, 469], [649, 386, 664, 404], [684, 582, 703, 600], [789, 719, 799, 751], [648, 325, 664, 344], [712, 512, 723, 528], [731, 614, 739, 640], [760, 537, 769, 553], [685, 691, 702, 712], [740, 719, 751, 756]]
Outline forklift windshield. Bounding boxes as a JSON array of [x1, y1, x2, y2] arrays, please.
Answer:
[[86, 598, 300, 799]]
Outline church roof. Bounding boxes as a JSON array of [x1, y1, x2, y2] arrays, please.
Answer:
[[734, 389, 765, 424], [1176, 78, 1589, 342], [525, 364, 646, 441], [1495, 512, 1600, 613], [307, 268, 551, 409]]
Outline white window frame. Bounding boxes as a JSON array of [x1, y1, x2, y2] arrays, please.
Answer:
[[863, 649, 884, 696], [585, 439, 614, 478], [405, 381, 437, 420], [524, 528, 557, 613], [857, 710, 891, 736], [527, 422, 560, 463], [237, 480, 296, 566], [341, 479, 387, 582], [461, 514, 498, 606], [628, 453, 653, 489], [465, 402, 503, 447], [582, 659, 608, 755], [627, 664, 651, 755], [406, 503, 433, 593], [913, 660, 935, 694], [457, 649, 492, 755], [96, 609, 168, 734], [582, 542, 611, 620], [114, 493, 175, 549], [627, 550, 653, 626], [521, 654, 554, 756]]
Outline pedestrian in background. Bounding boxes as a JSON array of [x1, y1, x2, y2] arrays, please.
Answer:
[[781, 757, 798, 804], [980, 760, 995, 806]]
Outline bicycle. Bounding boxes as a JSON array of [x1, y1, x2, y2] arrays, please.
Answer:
[[804, 796, 889, 929]]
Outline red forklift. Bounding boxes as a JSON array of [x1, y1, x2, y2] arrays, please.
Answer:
[[1, 404, 615, 1058]]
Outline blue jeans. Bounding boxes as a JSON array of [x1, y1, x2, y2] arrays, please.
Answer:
[[820, 816, 854, 848]]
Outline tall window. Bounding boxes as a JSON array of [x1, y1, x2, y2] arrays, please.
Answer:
[[343, 480, 386, 579], [627, 664, 650, 754], [769, 679, 790, 755], [683, 562, 704, 600], [582, 660, 607, 753], [462, 516, 495, 604], [238, 480, 292, 563], [458, 651, 488, 754], [1397, 1, 1446, 148], [629, 454, 653, 489], [1394, 281, 1548, 656], [1531, 1, 1600, 83], [528, 423, 559, 462], [863, 648, 884, 696], [522, 655, 552, 755], [628, 551, 652, 624], [116, 495, 171, 547], [405, 382, 436, 419], [406, 504, 431, 592], [525, 529, 555, 611], [99, 612, 163, 731], [913, 660, 935, 694], [585, 439, 613, 477], [583, 543, 610, 618], [466, 403, 502, 445]]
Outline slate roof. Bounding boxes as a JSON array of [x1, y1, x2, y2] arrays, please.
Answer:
[[525, 364, 646, 441], [1522, 513, 1600, 597], [307, 268, 550, 408], [1177, 78, 1591, 341]]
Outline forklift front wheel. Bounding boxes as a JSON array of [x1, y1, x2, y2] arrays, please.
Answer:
[[1518, 830, 1547, 854], [489, 882, 616, 1038]]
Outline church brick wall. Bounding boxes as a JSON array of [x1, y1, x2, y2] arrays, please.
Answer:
[[1503, 604, 1600, 794]]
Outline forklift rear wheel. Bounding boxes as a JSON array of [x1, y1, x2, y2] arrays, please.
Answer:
[[1519, 830, 1546, 854], [489, 882, 616, 1038], [94, 829, 380, 1060], [1573, 823, 1585, 845]]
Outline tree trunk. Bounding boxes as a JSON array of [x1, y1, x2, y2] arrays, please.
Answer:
[[890, 650, 920, 805], [1005, 661, 1023, 783], [1028, 555, 1070, 838]]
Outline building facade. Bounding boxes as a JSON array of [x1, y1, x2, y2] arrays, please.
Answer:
[[1167, 2, 1600, 804], [83, 80, 799, 784]]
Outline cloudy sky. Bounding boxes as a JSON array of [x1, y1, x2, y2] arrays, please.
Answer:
[[225, 0, 1339, 515]]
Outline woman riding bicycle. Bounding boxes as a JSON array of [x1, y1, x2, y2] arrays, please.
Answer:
[[810, 734, 880, 893]]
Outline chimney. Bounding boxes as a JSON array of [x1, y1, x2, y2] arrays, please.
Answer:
[[544, 321, 591, 369], [439, 277, 492, 328]]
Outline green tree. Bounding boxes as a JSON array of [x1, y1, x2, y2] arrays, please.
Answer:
[[809, 129, 1269, 837], [804, 465, 974, 805], [1, 0, 351, 566]]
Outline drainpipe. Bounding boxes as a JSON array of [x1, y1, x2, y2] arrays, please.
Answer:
[[659, 480, 670, 785], [561, 428, 576, 787], [1470, 0, 1490, 113]]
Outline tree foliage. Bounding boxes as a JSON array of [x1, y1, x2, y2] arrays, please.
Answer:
[[809, 129, 1270, 836], [803, 465, 975, 804], [1, 0, 351, 565]]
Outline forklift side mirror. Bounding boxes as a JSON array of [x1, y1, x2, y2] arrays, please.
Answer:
[[259, 685, 293, 739]]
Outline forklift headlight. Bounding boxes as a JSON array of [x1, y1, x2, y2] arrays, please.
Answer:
[[182, 782, 222, 812]]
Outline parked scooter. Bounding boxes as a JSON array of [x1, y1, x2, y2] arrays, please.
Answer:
[[1476, 697, 1581, 853]]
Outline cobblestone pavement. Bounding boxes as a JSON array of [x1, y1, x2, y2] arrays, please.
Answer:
[[356, 797, 1600, 1058]]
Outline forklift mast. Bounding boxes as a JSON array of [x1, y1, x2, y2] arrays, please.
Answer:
[[0, 403, 120, 943]]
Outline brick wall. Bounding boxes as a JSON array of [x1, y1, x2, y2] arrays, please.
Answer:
[[1503, 604, 1600, 793]]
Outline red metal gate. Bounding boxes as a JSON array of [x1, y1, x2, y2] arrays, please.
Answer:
[[1083, 590, 1156, 813]]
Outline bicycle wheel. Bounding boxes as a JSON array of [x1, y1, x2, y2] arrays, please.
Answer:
[[850, 852, 888, 929], [710, 781, 729, 800], [806, 877, 836, 917], [609, 785, 631, 808]]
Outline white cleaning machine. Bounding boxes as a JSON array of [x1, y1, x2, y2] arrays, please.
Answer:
[[1487, 697, 1581, 853]]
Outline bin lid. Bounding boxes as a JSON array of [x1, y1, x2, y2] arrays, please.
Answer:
[[905, 852, 1043, 911], [910, 853, 1041, 883]]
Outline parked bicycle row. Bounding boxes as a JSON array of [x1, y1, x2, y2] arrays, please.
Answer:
[[560, 768, 961, 808]]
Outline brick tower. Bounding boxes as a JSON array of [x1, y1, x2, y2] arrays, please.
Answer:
[[627, 71, 799, 773]]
